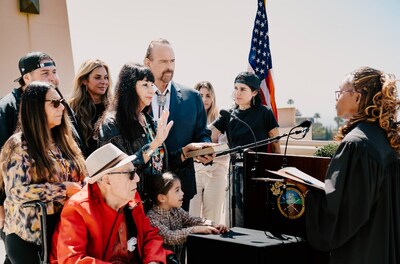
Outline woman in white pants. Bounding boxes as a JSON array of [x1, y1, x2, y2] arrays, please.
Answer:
[[189, 81, 229, 224]]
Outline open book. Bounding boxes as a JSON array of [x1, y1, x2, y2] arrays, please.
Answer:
[[185, 143, 229, 158], [267, 167, 325, 190]]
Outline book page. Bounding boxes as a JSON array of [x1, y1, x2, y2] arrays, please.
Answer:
[[267, 167, 325, 190]]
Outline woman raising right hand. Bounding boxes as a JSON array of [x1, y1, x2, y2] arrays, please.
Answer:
[[96, 62, 173, 206]]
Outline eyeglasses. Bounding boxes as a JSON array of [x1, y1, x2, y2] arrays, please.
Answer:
[[107, 168, 137, 180], [45, 98, 65, 108], [335, 90, 356, 100]]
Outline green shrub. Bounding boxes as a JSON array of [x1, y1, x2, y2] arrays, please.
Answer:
[[314, 143, 339, 158]]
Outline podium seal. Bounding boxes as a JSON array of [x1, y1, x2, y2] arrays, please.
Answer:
[[277, 186, 305, 219]]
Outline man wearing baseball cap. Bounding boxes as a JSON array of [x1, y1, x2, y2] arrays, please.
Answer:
[[0, 51, 86, 263], [0, 51, 85, 151], [51, 143, 176, 263]]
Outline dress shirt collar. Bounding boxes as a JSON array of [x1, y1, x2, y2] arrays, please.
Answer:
[[152, 81, 171, 95]]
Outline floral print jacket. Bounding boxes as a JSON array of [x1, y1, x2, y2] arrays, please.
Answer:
[[0, 132, 84, 245]]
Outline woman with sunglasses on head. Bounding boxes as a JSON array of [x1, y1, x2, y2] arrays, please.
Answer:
[[292, 67, 400, 263], [0, 81, 86, 264], [69, 59, 113, 157]]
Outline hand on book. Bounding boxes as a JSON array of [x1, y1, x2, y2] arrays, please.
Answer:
[[182, 142, 217, 164], [195, 153, 214, 165]]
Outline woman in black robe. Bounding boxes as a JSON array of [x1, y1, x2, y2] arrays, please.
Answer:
[[294, 67, 400, 263]]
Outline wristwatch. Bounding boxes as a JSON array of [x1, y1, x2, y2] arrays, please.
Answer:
[[143, 144, 154, 157]]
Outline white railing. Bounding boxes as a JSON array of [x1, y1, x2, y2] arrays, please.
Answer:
[[279, 139, 334, 156]]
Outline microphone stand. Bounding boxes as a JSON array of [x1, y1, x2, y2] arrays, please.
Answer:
[[219, 126, 309, 230], [216, 127, 308, 157]]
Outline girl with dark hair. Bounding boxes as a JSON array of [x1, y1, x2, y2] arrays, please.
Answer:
[[69, 59, 112, 156], [0, 81, 86, 263], [96, 62, 173, 203], [210, 71, 280, 227], [146, 172, 228, 264], [293, 67, 400, 263]]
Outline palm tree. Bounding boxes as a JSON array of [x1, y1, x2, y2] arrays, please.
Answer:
[[313, 113, 321, 123], [287, 99, 294, 105], [334, 116, 344, 128]]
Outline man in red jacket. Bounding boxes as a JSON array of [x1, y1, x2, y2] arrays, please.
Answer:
[[51, 143, 173, 263]]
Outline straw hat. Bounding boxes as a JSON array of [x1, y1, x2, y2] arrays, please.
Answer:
[[85, 143, 137, 184]]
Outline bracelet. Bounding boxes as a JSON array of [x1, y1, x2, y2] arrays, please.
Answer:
[[143, 144, 154, 157]]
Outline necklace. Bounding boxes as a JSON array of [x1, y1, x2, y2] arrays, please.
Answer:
[[140, 114, 164, 173]]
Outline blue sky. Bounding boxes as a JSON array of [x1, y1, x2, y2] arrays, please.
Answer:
[[66, 0, 400, 127]]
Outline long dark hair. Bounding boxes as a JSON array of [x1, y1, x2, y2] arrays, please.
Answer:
[[110, 62, 154, 141], [20, 82, 86, 183]]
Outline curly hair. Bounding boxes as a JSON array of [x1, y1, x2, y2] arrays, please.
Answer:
[[69, 59, 112, 146], [335, 67, 400, 154]]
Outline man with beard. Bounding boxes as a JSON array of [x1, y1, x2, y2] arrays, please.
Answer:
[[144, 39, 212, 211]]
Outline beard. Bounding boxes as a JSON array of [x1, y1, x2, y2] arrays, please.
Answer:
[[160, 70, 174, 83]]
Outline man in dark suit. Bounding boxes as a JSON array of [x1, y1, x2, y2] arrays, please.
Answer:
[[144, 38, 212, 211]]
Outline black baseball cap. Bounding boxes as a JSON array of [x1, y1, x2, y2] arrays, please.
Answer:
[[234, 71, 261, 91], [14, 51, 56, 82]]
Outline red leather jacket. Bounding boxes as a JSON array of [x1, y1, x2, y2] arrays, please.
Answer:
[[50, 183, 169, 263]]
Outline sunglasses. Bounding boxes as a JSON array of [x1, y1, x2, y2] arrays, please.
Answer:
[[107, 167, 137, 180], [45, 98, 65, 108]]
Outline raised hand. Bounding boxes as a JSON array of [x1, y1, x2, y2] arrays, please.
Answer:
[[154, 109, 174, 146]]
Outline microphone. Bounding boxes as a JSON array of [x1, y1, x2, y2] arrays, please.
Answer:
[[282, 120, 312, 168], [297, 120, 312, 129], [220, 109, 259, 177], [219, 110, 258, 152]]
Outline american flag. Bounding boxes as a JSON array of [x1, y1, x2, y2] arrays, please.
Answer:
[[248, 0, 278, 120]]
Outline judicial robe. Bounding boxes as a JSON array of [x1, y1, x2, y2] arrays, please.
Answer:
[[306, 122, 400, 264]]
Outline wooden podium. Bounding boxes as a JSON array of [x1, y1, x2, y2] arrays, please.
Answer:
[[242, 151, 331, 263]]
